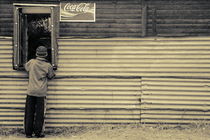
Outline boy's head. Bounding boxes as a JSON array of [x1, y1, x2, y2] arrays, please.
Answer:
[[36, 46, 48, 58]]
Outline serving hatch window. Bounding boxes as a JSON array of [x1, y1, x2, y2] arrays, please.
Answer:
[[13, 4, 58, 70]]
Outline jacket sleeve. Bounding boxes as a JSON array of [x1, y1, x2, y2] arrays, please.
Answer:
[[47, 65, 55, 80], [24, 60, 31, 72]]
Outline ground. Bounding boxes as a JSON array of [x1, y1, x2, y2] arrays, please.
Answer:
[[0, 123, 210, 140]]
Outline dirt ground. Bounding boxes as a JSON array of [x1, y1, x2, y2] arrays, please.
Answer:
[[0, 124, 210, 140]]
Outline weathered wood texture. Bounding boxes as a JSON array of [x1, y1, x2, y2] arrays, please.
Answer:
[[1, 37, 210, 126], [0, 0, 142, 37], [1, 0, 210, 37], [0, 0, 59, 36], [147, 0, 210, 36], [60, 0, 142, 37]]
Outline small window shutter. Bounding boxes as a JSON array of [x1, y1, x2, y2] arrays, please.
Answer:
[[13, 6, 21, 70], [50, 6, 58, 70]]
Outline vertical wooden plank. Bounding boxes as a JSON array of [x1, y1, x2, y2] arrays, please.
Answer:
[[142, 0, 147, 37], [50, 5, 59, 70], [13, 6, 20, 70], [152, 8, 157, 36]]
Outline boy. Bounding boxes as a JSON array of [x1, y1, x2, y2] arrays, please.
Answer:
[[24, 46, 55, 138]]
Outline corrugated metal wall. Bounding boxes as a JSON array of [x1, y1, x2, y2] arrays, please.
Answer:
[[141, 77, 210, 124], [0, 77, 141, 127], [57, 37, 210, 77], [1, 37, 210, 126], [0, 38, 141, 127]]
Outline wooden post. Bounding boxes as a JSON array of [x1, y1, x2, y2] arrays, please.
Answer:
[[152, 8, 157, 36], [142, 0, 147, 37]]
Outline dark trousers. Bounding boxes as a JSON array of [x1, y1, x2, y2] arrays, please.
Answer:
[[24, 95, 46, 136]]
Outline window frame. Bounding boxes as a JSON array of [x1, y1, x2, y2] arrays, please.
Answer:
[[13, 3, 59, 70]]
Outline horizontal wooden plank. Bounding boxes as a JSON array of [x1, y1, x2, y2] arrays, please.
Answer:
[[60, 24, 142, 29], [59, 28, 141, 33]]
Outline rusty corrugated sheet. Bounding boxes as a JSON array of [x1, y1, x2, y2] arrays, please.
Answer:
[[0, 77, 141, 127], [1, 37, 210, 126], [57, 37, 210, 77], [141, 77, 210, 124]]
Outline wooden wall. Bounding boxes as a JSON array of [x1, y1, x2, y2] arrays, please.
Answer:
[[60, 0, 142, 37], [1, 0, 210, 37], [0, 0, 142, 38], [0, 0, 13, 37], [147, 0, 210, 36], [0, 0, 60, 37], [1, 37, 210, 126]]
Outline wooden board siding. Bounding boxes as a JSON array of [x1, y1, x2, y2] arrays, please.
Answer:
[[0, 0, 59, 37], [2, 0, 210, 37], [0, 0, 142, 38], [1, 36, 210, 126], [0, 0, 13, 37], [59, 0, 142, 37], [147, 0, 210, 36]]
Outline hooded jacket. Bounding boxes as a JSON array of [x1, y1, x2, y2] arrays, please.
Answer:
[[25, 57, 55, 97]]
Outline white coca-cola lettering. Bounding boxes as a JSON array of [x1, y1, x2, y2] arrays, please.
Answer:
[[64, 3, 90, 13]]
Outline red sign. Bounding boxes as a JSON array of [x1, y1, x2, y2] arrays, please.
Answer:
[[60, 2, 95, 22]]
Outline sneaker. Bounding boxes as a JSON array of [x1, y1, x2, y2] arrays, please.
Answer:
[[26, 135, 32, 138], [35, 134, 45, 138]]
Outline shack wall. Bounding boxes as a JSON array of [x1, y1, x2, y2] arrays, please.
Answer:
[[0, 0, 142, 38], [1, 0, 210, 37], [1, 37, 210, 126], [1, 0, 210, 127], [147, 0, 210, 36]]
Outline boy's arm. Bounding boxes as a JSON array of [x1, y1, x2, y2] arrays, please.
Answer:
[[47, 65, 55, 80], [24, 61, 31, 72]]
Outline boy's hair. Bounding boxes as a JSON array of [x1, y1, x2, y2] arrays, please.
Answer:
[[36, 46, 48, 57]]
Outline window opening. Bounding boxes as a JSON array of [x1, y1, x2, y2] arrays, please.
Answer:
[[13, 4, 58, 70], [26, 14, 51, 62]]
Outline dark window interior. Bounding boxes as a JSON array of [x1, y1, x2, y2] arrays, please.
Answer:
[[20, 14, 51, 66]]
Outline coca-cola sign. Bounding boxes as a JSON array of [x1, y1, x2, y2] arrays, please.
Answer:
[[60, 2, 95, 22]]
